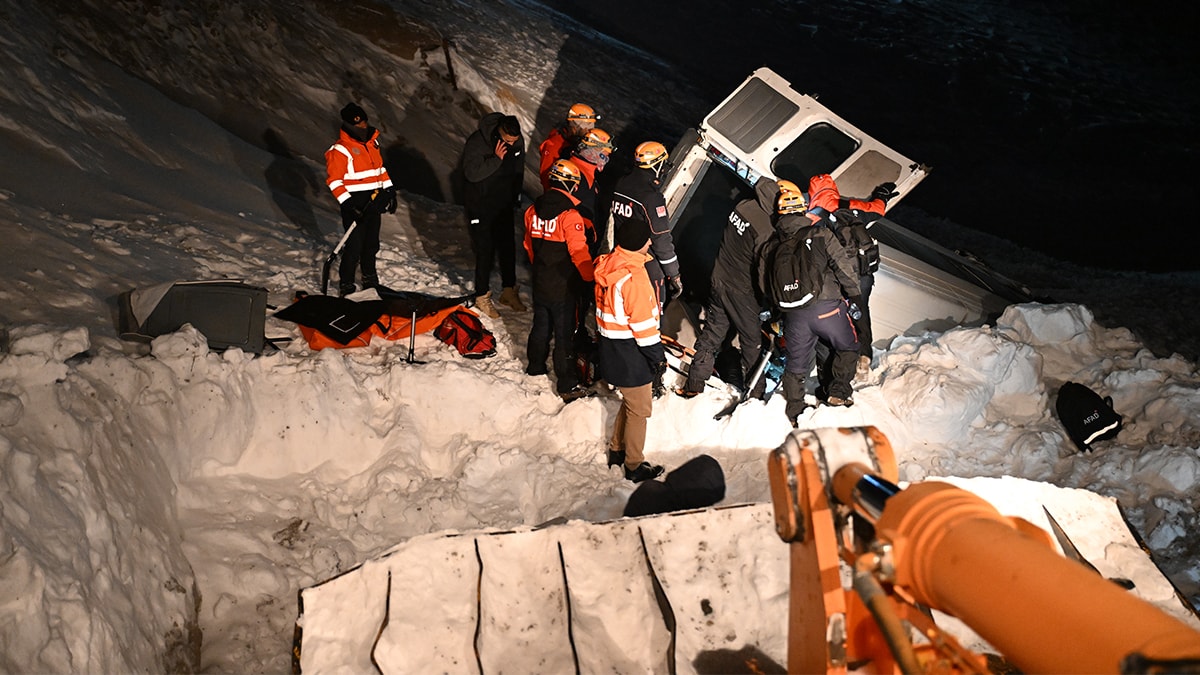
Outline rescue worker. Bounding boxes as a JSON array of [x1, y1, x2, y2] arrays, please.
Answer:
[[766, 189, 863, 426], [594, 218, 667, 483], [538, 103, 599, 190], [677, 176, 779, 399], [324, 102, 396, 297], [570, 127, 615, 252], [610, 141, 681, 312], [807, 174, 894, 384], [459, 112, 527, 318], [523, 159, 595, 403], [567, 128, 615, 366]]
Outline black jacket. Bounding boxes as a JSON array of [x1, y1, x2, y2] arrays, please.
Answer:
[[460, 112, 525, 216], [715, 178, 778, 301], [610, 168, 679, 281]]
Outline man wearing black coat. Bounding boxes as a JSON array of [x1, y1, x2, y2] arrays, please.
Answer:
[[679, 177, 778, 398], [460, 112, 526, 317]]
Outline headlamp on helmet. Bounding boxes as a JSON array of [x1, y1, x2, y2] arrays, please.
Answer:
[[777, 190, 808, 215], [547, 159, 582, 192]]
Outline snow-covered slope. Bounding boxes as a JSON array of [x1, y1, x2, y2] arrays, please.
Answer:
[[0, 1, 1198, 672]]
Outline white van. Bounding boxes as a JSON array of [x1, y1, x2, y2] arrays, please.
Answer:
[[650, 67, 1030, 347]]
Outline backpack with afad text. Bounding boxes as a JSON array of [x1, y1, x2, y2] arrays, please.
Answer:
[[766, 230, 823, 310], [829, 208, 880, 277], [1054, 381, 1123, 452], [434, 307, 497, 359]]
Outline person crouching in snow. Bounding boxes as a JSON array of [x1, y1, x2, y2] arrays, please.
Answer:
[[594, 218, 667, 483], [523, 159, 595, 403]]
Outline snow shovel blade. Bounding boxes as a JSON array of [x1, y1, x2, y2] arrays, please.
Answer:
[[1042, 506, 1134, 589], [714, 333, 777, 421]]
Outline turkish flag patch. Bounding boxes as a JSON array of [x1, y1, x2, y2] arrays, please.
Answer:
[[656, 205, 668, 218]]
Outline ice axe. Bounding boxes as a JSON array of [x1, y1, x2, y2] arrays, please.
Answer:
[[320, 189, 380, 295]]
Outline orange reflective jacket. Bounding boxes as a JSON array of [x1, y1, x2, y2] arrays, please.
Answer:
[[594, 247, 660, 347], [325, 127, 393, 204]]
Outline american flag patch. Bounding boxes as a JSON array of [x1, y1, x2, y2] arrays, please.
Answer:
[[656, 205, 668, 218]]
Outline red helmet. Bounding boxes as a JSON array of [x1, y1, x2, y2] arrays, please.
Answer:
[[634, 141, 668, 170], [547, 159, 582, 191]]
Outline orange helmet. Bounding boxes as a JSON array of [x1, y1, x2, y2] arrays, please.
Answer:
[[776, 179, 802, 196], [777, 190, 807, 215], [634, 141, 668, 170], [547, 159, 582, 192], [579, 128, 614, 153], [567, 103, 599, 123]]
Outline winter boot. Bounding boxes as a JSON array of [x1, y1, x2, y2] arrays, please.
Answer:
[[474, 291, 500, 318], [560, 384, 594, 404], [498, 286, 526, 312], [782, 372, 811, 426], [825, 395, 854, 407], [338, 282, 357, 298], [856, 355, 872, 381], [606, 448, 626, 468], [362, 275, 395, 295], [625, 462, 665, 483]]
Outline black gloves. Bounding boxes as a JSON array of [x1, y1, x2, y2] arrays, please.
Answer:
[[870, 182, 899, 204], [652, 361, 667, 399], [383, 187, 398, 214], [666, 276, 683, 302]]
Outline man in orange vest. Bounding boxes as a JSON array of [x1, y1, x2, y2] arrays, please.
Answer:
[[523, 159, 595, 403], [324, 102, 396, 296], [594, 218, 667, 483]]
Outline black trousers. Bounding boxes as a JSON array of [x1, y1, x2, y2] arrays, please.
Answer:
[[685, 281, 764, 393], [467, 206, 517, 296], [338, 203, 382, 288], [783, 298, 859, 400], [527, 296, 579, 393]]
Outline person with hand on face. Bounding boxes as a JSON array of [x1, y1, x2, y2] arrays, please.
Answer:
[[594, 218, 667, 483], [460, 112, 527, 318], [324, 101, 396, 296]]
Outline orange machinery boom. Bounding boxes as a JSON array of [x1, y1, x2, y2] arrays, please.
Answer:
[[768, 426, 1200, 674]]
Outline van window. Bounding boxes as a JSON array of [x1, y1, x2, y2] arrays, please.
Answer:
[[771, 123, 859, 187], [708, 77, 800, 153]]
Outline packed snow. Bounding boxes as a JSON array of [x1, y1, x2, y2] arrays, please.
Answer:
[[0, 1, 1198, 673]]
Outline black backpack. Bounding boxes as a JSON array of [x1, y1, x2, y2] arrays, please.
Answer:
[[1054, 381, 1123, 452], [766, 230, 823, 310], [829, 208, 880, 277]]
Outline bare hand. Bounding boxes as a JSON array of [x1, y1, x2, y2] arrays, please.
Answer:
[[494, 139, 510, 159]]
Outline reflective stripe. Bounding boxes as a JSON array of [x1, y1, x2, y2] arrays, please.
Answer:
[[778, 293, 814, 309], [598, 326, 635, 340], [634, 334, 660, 347], [658, 254, 678, 265], [629, 317, 658, 332]]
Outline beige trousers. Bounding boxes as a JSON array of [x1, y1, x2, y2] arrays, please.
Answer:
[[610, 383, 653, 469]]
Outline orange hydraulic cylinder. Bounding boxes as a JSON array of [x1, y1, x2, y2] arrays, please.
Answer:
[[874, 481, 1200, 674]]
